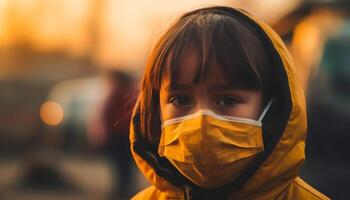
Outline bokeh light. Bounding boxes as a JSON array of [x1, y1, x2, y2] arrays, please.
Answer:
[[40, 101, 64, 126]]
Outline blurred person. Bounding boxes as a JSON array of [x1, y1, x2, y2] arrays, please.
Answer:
[[289, 8, 344, 93], [129, 6, 329, 200], [277, 4, 350, 199], [301, 14, 350, 200], [88, 70, 137, 199]]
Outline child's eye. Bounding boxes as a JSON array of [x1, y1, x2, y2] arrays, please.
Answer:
[[169, 96, 193, 107], [216, 96, 238, 107]]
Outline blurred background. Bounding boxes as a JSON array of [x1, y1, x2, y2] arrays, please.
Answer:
[[0, 0, 349, 199]]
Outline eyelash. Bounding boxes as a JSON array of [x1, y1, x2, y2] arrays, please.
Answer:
[[169, 95, 193, 107], [169, 95, 240, 107], [215, 95, 239, 107]]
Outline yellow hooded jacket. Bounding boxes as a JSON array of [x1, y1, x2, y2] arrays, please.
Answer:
[[129, 7, 330, 200]]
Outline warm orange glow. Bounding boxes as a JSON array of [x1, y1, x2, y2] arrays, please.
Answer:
[[292, 21, 319, 57], [40, 101, 64, 126], [290, 9, 343, 92], [0, 0, 302, 70]]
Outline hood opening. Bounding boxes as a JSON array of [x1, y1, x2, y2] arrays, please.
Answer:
[[131, 6, 294, 199]]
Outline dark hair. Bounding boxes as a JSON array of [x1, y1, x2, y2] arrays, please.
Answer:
[[138, 6, 277, 144]]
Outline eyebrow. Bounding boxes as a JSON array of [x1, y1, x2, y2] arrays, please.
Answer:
[[164, 83, 241, 91], [164, 84, 193, 91], [210, 84, 241, 90]]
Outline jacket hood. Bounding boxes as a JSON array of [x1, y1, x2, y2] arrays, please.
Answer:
[[130, 7, 307, 200]]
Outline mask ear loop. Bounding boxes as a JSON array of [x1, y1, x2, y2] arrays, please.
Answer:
[[159, 105, 165, 129], [258, 99, 273, 122]]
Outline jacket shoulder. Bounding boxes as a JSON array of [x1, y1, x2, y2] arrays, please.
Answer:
[[131, 186, 158, 200], [294, 177, 330, 200], [131, 185, 182, 200], [277, 177, 330, 200]]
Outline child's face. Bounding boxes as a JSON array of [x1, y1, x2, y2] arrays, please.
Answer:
[[160, 47, 263, 121]]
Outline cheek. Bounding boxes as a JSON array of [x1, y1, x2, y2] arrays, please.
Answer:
[[159, 100, 187, 121], [159, 91, 192, 121], [159, 90, 178, 121], [246, 101, 263, 120], [224, 92, 263, 120], [241, 93, 263, 120]]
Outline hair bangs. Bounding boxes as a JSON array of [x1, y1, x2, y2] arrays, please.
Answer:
[[165, 22, 208, 89], [212, 15, 266, 90], [164, 13, 268, 91]]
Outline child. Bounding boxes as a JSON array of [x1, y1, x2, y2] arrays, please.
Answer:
[[129, 6, 329, 200]]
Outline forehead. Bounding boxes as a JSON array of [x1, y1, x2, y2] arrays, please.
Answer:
[[162, 46, 230, 89]]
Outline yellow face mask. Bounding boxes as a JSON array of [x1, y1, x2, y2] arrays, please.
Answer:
[[158, 101, 272, 188]]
